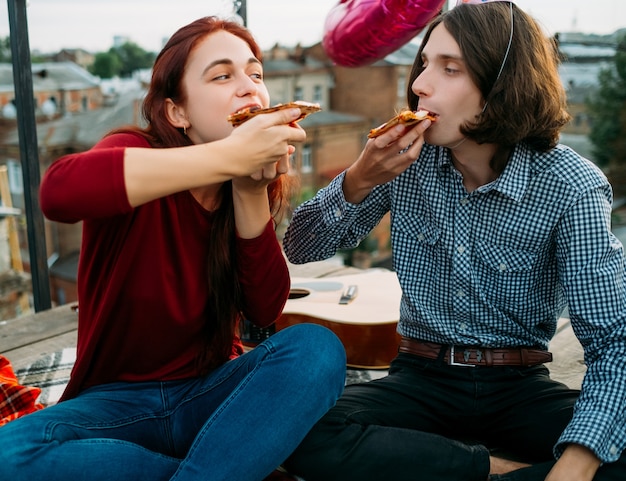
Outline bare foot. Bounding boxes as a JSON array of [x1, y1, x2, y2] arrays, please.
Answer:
[[489, 455, 532, 475]]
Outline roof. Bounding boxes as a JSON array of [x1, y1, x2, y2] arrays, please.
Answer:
[[1, 84, 146, 149], [0, 62, 100, 94], [560, 43, 616, 60], [383, 41, 420, 66], [49, 251, 79, 282], [0, 86, 361, 150], [299, 109, 368, 128], [264, 57, 327, 75], [559, 62, 611, 88]]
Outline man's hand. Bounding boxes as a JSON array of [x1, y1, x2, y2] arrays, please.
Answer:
[[343, 118, 432, 204], [545, 444, 601, 481]]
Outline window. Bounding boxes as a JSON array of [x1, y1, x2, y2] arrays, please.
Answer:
[[301, 144, 313, 174], [7, 160, 23, 196], [397, 73, 407, 101], [313, 85, 323, 103], [294, 86, 304, 101]]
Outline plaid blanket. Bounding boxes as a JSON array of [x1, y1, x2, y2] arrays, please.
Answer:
[[15, 348, 76, 408], [5, 346, 382, 417], [0, 355, 44, 426]]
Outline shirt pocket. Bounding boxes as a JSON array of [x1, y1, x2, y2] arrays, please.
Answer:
[[395, 212, 441, 245], [475, 241, 538, 308], [393, 213, 444, 285]]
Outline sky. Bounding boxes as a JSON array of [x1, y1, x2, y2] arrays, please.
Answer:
[[1, 0, 625, 55]]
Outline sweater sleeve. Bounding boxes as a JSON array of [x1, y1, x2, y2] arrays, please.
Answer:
[[237, 220, 290, 327], [40, 133, 146, 223]]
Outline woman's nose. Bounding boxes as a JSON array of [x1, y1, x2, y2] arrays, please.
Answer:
[[237, 75, 260, 96]]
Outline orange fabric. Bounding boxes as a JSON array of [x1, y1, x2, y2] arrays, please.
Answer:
[[0, 355, 43, 426]]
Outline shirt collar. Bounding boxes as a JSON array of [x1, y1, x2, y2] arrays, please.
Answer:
[[490, 143, 532, 202], [436, 143, 532, 202]]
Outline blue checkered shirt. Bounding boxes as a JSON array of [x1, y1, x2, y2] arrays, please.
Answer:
[[283, 142, 626, 463]]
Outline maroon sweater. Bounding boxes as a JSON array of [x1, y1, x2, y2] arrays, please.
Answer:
[[40, 133, 290, 400]]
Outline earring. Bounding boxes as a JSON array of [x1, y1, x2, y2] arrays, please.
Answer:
[[183, 125, 188, 136]]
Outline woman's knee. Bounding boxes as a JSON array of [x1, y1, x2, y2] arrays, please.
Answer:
[[261, 323, 346, 409], [0, 415, 45, 475], [272, 324, 346, 380]]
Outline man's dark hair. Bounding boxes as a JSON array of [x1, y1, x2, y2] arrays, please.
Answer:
[[408, 2, 570, 169]]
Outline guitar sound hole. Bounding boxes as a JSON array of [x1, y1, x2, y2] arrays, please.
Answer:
[[289, 288, 311, 299]]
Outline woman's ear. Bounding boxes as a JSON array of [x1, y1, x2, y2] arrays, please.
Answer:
[[165, 98, 189, 129]]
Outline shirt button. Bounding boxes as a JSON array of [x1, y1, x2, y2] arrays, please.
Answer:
[[610, 445, 619, 456], [417, 233, 425, 241], [457, 246, 465, 254], [499, 263, 507, 271], [334, 208, 343, 219], [456, 289, 465, 297], [460, 198, 469, 206], [459, 322, 467, 331]]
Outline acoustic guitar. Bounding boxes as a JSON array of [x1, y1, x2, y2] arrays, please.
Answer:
[[242, 269, 402, 369]]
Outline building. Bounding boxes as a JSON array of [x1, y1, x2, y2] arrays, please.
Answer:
[[0, 67, 145, 306], [1, 30, 622, 306], [304, 40, 419, 129], [50, 49, 95, 71], [0, 48, 376, 304], [0, 62, 103, 121], [558, 41, 617, 135], [264, 46, 371, 194]]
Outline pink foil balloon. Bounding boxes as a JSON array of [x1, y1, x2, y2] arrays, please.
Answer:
[[323, 0, 447, 67]]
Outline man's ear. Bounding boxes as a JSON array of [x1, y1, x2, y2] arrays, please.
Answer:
[[165, 98, 189, 129]]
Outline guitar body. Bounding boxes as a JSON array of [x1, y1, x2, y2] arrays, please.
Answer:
[[242, 270, 402, 369], [275, 312, 400, 369]]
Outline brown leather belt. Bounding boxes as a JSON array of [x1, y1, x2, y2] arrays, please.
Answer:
[[398, 337, 552, 367]]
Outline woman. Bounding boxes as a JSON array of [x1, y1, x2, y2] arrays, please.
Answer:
[[283, 2, 626, 481], [0, 17, 345, 481]]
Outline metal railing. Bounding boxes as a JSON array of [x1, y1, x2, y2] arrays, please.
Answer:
[[7, 0, 52, 312]]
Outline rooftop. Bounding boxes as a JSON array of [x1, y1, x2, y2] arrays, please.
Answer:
[[0, 62, 100, 94]]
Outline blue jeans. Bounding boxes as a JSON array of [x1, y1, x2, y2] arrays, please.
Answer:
[[0, 324, 346, 481]]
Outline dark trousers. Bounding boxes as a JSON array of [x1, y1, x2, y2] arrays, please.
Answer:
[[285, 352, 626, 481]]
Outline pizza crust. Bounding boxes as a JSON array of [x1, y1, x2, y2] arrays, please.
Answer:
[[368, 109, 437, 138], [228, 101, 321, 127]]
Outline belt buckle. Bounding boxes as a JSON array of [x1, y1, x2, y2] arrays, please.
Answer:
[[448, 345, 475, 367]]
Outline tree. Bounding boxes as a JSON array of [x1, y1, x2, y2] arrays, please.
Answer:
[[89, 51, 122, 79], [111, 41, 156, 78], [0, 36, 10, 62], [586, 35, 626, 168], [88, 41, 155, 79]]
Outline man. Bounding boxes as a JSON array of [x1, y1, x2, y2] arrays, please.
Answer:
[[282, 2, 626, 480]]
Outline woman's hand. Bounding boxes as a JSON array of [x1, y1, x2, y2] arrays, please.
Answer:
[[248, 143, 293, 182], [123, 108, 304, 208], [232, 145, 293, 194], [228, 109, 302, 238], [343, 118, 432, 204], [227, 107, 305, 179]]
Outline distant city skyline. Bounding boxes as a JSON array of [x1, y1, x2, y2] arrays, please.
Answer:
[[1, 0, 625, 54]]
